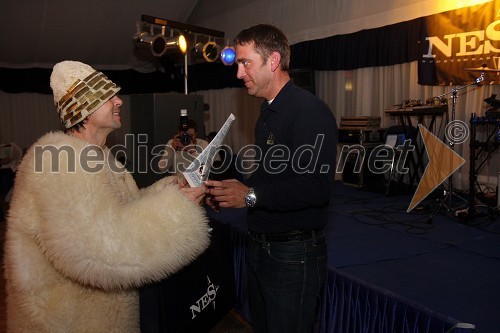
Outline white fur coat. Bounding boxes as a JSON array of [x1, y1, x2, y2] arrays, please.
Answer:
[[3, 132, 210, 332]]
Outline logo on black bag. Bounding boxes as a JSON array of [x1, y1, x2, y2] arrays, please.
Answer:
[[190, 276, 219, 319]]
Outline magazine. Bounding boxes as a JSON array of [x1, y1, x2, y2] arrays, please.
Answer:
[[182, 113, 236, 187]]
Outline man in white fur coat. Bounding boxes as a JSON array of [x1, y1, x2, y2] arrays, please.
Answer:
[[3, 61, 211, 332]]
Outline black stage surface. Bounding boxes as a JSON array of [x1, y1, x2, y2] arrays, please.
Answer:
[[213, 181, 500, 333]]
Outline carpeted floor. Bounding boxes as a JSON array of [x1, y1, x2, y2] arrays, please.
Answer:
[[209, 309, 253, 333]]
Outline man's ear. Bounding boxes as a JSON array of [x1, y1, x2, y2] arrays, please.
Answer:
[[270, 51, 281, 72]]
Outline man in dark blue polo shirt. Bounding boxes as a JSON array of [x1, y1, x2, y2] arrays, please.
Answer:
[[206, 24, 337, 333]]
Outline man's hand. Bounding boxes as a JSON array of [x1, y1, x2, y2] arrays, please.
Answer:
[[205, 179, 248, 208], [178, 178, 207, 205]]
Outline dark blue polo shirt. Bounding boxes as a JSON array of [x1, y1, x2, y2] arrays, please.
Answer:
[[245, 80, 338, 233]]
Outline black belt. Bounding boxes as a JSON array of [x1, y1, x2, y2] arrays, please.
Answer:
[[249, 229, 322, 242]]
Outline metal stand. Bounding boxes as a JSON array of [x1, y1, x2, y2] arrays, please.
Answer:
[[428, 74, 484, 221], [468, 111, 500, 219], [184, 52, 188, 95]]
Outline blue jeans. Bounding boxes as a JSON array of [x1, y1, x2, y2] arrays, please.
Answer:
[[247, 231, 327, 333]]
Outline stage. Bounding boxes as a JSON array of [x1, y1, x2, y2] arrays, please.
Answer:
[[214, 181, 500, 333], [139, 181, 499, 332]]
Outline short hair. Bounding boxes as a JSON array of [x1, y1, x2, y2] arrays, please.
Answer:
[[234, 24, 290, 72]]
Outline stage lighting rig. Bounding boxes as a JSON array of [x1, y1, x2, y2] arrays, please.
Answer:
[[133, 15, 236, 66]]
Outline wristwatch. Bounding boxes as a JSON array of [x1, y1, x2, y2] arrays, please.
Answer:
[[244, 187, 257, 208]]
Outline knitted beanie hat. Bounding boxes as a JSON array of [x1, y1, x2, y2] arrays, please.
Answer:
[[50, 61, 121, 128]]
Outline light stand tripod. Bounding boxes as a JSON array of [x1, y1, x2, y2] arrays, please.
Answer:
[[428, 73, 484, 221]]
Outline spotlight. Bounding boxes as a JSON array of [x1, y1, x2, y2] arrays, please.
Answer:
[[136, 32, 166, 57], [220, 46, 236, 66], [135, 32, 187, 57], [193, 41, 220, 63], [168, 34, 187, 54], [202, 41, 220, 62]]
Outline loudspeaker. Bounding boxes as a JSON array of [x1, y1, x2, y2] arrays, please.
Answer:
[[339, 144, 385, 191]]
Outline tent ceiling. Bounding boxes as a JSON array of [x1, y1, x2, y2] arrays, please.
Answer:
[[0, 0, 201, 71]]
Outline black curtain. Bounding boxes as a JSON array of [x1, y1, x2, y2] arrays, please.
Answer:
[[0, 62, 243, 95], [290, 18, 422, 71]]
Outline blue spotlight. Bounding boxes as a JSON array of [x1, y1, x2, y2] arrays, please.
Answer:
[[220, 46, 236, 66]]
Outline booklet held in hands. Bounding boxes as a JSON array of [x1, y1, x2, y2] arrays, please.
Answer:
[[182, 113, 236, 187]]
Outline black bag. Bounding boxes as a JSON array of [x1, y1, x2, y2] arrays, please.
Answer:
[[140, 219, 236, 333]]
